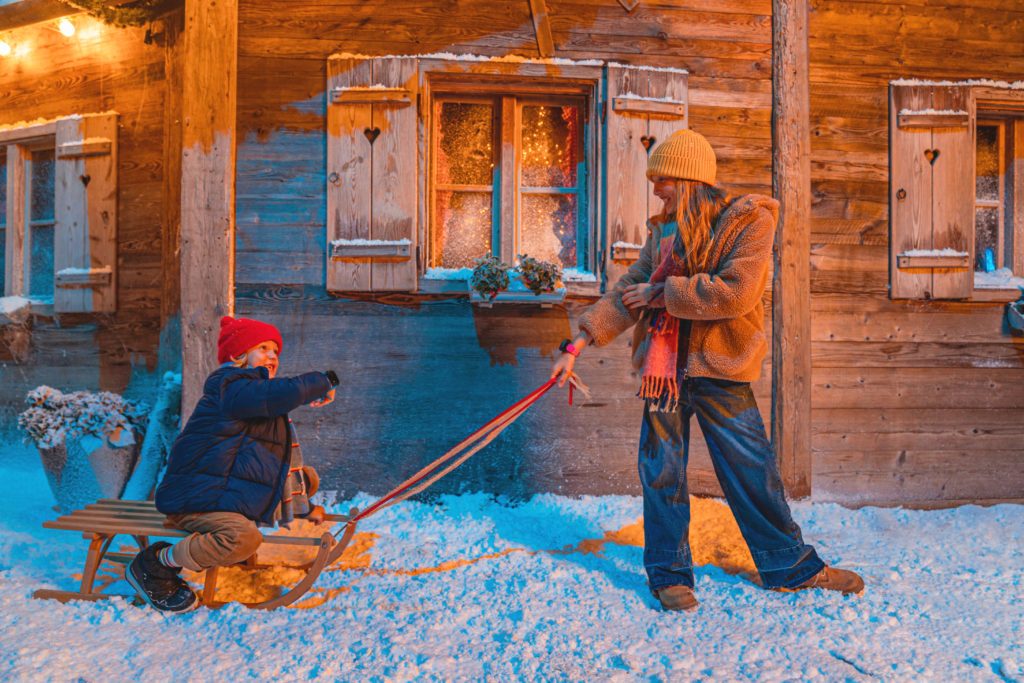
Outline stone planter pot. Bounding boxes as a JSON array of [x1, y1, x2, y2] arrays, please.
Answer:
[[39, 427, 141, 513]]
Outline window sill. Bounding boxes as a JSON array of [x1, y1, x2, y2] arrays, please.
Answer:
[[971, 288, 1023, 303], [470, 288, 566, 308], [0, 296, 52, 326], [419, 277, 601, 300]]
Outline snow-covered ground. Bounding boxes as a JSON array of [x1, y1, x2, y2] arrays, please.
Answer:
[[1, 440, 1022, 682]]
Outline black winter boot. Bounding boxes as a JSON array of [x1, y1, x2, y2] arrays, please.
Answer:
[[126, 541, 198, 614]]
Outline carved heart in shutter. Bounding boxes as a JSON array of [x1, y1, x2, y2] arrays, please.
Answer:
[[364, 127, 381, 144], [640, 135, 655, 151], [924, 148, 940, 165]]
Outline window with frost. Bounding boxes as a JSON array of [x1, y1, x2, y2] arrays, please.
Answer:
[[1, 113, 119, 312], [974, 114, 1022, 285], [431, 95, 587, 272], [889, 81, 1024, 300]]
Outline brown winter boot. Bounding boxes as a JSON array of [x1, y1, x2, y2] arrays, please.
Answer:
[[654, 585, 699, 612], [782, 566, 865, 596]]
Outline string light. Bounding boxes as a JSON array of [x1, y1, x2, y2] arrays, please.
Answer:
[[58, 18, 75, 37], [0, 40, 10, 57]]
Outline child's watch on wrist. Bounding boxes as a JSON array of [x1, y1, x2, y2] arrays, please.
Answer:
[[559, 338, 580, 357]]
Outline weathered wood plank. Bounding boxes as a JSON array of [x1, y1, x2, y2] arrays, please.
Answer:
[[812, 341, 1024, 368], [4, 144, 27, 297], [811, 308, 1010, 343], [180, 0, 238, 416], [813, 408, 1024, 451], [812, 449, 1024, 506], [771, 0, 812, 497], [813, 367, 1024, 409]]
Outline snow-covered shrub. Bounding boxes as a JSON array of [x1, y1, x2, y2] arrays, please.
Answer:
[[469, 253, 511, 301], [18, 386, 149, 449], [516, 254, 563, 295]]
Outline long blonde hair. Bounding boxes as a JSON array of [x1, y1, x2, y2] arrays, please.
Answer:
[[656, 180, 730, 274]]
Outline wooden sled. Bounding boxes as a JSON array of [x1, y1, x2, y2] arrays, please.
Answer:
[[33, 498, 359, 610]]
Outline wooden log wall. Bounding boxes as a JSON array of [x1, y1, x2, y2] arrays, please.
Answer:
[[0, 12, 181, 435], [235, 0, 775, 499], [808, 0, 1024, 506]]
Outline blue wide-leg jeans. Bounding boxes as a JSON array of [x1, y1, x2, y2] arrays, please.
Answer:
[[638, 376, 824, 591]]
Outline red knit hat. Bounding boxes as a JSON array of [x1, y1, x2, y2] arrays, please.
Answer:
[[217, 316, 283, 364]]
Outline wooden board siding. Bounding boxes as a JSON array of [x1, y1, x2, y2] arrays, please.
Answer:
[[234, 1, 775, 498], [236, 287, 773, 499], [0, 14, 176, 433], [807, 0, 1024, 505]]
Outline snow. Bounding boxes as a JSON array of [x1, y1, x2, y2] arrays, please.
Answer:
[[561, 268, 597, 283], [0, 295, 31, 317], [617, 93, 686, 103], [330, 238, 412, 247], [1, 440, 1022, 681], [612, 241, 644, 250], [900, 248, 968, 257], [975, 267, 1024, 290], [897, 108, 968, 116], [891, 78, 1024, 90]]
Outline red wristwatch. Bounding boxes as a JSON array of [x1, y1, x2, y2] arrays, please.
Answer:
[[559, 338, 580, 357]]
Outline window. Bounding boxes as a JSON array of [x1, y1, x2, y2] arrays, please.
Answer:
[[889, 81, 1024, 300], [0, 113, 118, 312], [325, 55, 688, 294], [431, 94, 587, 271], [973, 112, 1023, 290]]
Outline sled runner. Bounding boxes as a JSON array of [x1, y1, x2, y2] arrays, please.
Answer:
[[33, 375, 586, 610]]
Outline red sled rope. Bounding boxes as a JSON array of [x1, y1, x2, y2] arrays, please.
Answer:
[[333, 373, 589, 546]]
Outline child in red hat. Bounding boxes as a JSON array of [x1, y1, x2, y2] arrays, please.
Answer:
[[127, 316, 339, 613]]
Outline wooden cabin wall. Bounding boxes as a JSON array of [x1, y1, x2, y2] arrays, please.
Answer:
[[235, 0, 775, 499], [0, 13, 180, 436], [808, 0, 1024, 506]]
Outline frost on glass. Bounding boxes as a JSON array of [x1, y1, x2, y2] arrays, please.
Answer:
[[520, 194, 577, 267], [521, 105, 578, 187], [976, 125, 999, 202], [974, 207, 999, 272], [29, 149, 55, 296], [437, 102, 494, 186], [433, 191, 492, 269]]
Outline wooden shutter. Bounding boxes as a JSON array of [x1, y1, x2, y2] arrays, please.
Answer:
[[54, 113, 118, 312], [889, 84, 973, 299], [604, 64, 688, 285], [326, 56, 418, 292]]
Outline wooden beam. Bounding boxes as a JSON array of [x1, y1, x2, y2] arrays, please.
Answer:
[[771, 0, 811, 498], [4, 144, 27, 297], [527, 0, 554, 57], [161, 8, 185, 372], [330, 87, 412, 105], [180, 0, 238, 417], [0, 0, 71, 30], [611, 96, 687, 118]]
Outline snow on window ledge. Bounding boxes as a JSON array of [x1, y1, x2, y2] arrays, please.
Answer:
[[901, 248, 968, 257], [331, 238, 412, 247], [0, 295, 51, 325], [974, 268, 1024, 290]]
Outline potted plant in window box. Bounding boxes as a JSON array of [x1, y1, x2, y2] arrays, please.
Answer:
[[18, 386, 150, 513], [469, 254, 565, 307]]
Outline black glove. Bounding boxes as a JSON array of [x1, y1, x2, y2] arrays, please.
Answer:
[[323, 369, 339, 388]]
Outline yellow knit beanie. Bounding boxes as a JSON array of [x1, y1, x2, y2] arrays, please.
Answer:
[[646, 129, 716, 185]]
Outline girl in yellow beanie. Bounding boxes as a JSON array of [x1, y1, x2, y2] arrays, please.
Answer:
[[552, 129, 862, 612]]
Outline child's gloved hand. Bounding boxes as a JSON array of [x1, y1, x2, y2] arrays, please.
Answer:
[[305, 505, 326, 525], [310, 389, 335, 407]]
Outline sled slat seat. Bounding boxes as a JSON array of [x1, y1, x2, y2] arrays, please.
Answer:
[[34, 498, 358, 610]]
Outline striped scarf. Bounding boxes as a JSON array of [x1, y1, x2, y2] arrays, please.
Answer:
[[272, 419, 313, 528], [637, 224, 690, 412]]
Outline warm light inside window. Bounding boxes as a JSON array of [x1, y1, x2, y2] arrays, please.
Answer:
[[58, 18, 75, 37], [0, 40, 10, 57]]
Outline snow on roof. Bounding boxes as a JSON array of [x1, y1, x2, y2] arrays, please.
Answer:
[[891, 78, 1024, 89]]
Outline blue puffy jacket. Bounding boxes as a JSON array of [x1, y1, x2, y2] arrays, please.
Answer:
[[155, 365, 333, 526]]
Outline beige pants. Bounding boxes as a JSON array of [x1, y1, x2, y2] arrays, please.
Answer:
[[167, 511, 263, 572]]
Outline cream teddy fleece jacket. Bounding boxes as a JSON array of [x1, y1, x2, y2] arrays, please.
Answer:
[[579, 194, 778, 383]]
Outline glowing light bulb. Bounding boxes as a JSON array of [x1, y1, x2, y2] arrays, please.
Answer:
[[0, 40, 10, 56], [58, 18, 75, 37]]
